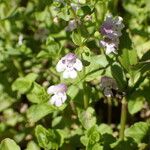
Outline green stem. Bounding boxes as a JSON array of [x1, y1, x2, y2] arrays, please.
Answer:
[[70, 100, 77, 114], [113, 0, 119, 14], [107, 97, 112, 125], [119, 97, 127, 140], [83, 83, 88, 109]]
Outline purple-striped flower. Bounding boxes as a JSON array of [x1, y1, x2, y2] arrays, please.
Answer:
[[47, 83, 67, 107], [56, 53, 83, 79], [100, 15, 124, 39], [100, 14, 124, 54]]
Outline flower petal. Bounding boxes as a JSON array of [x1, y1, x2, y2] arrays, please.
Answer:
[[55, 98, 63, 107], [47, 86, 55, 94], [50, 94, 63, 107], [74, 59, 83, 71], [60, 92, 67, 103], [69, 69, 77, 78], [63, 70, 70, 78], [50, 95, 57, 104], [63, 69, 77, 79], [56, 60, 66, 72], [105, 44, 116, 54]]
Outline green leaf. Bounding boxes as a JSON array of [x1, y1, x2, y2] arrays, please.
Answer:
[[119, 30, 138, 72], [81, 125, 101, 147], [52, 116, 62, 127], [88, 143, 103, 150], [3, 108, 23, 126], [84, 55, 108, 81], [88, 55, 108, 68], [72, 32, 85, 46], [37, 50, 49, 59], [128, 96, 145, 115], [25, 141, 40, 150], [111, 138, 138, 150], [58, 6, 70, 21], [87, 126, 101, 145], [25, 73, 38, 81], [12, 79, 32, 94], [27, 103, 56, 123], [67, 85, 79, 100], [0, 138, 21, 150], [35, 125, 64, 149], [80, 136, 89, 146], [78, 107, 96, 129], [85, 70, 103, 82], [0, 93, 15, 112], [47, 41, 61, 57], [27, 82, 49, 103], [111, 63, 127, 91], [98, 123, 113, 135], [12, 73, 38, 94], [102, 133, 116, 150], [125, 122, 150, 143], [35, 125, 53, 149]]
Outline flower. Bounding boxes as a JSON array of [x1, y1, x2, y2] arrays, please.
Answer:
[[100, 14, 124, 39], [100, 14, 124, 54], [100, 38, 119, 54], [56, 53, 83, 79], [66, 20, 77, 31], [47, 83, 67, 107], [100, 76, 118, 97]]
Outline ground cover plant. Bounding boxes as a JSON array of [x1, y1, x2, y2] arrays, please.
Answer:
[[0, 0, 150, 149]]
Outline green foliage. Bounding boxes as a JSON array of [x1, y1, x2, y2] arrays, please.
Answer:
[[26, 82, 49, 104], [80, 125, 101, 148], [0, 0, 149, 149], [78, 107, 96, 129], [128, 96, 145, 115], [12, 73, 38, 94], [27, 103, 56, 123], [35, 125, 64, 149], [0, 138, 21, 150], [72, 32, 86, 46], [25, 141, 40, 150], [125, 122, 150, 143]]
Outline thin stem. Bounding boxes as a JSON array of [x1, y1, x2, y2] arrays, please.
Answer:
[[119, 97, 127, 140], [113, 0, 119, 14], [107, 97, 112, 125], [83, 94, 88, 109], [83, 83, 88, 109], [70, 100, 77, 114]]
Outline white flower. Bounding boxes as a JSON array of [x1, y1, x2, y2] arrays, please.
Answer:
[[56, 53, 83, 79], [47, 83, 67, 107], [100, 38, 119, 54]]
